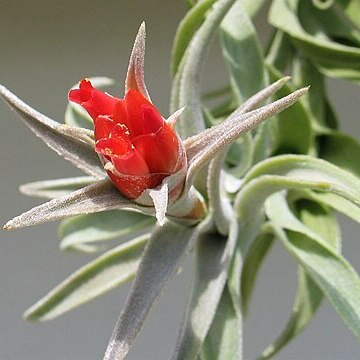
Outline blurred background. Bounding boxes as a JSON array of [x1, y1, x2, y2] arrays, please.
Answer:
[[0, 1, 359, 359]]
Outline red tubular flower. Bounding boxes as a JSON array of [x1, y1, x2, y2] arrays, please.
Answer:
[[69, 79, 183, 199]]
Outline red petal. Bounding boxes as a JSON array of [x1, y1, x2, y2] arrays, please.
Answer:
[[132, 123, 179, 173], [112, 100, 130, 128], [68, 79, 117, 120], [94, 115, 116, 140], [107, 171, 167, 199], [111, 147, 150, 176], [95, 123, 131, 156], [124, 89, 163, 137]]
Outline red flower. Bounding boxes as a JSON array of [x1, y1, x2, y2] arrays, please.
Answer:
[[69, 79, 183, 199]]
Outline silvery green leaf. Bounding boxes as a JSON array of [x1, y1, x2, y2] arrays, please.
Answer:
[[184, 88, 309, 189], [242, 0, 267, 17], [338, 0, 360, 28], [178, 0, 236, 138], [225, 77, 290, 176], [265, 192, 331, 248], [125, 22, 151, 101], [200, 286, 242, 360], [292, 57, 338, 132], [20, 177, 96, 199], [24, 234, 149, 321], [318, 131, 360, 177], [272, 225, 360, 342], [228, 216, 266, 326], [241, 228, 274, 315], [236, 155, 360, 226], [220, 1, 268, 168], [170, 53, 187, 114], [171, 0, 217, 76], [269, 0, 360, 82], [65, 77, 115, 129], [259, 192, 340, 358], [267, 65, 314, 155], [65, 104, 93, 130], [220, 0, 269, 163], [185, 87, 307, 162], [59, 210, 154, 251], [67, 243, 105, 254], [0, 84, 105, 179], [311, 0, 335, 10], [166, 106, 186, 129], [266, 30, 295, 72], [288, 190, 360, 224], [224, 172, 242, 193], [4, 179, 152, 230], [104, 220, 208, 360], [260, 268, 322, 360], [237, 77, 290, 114], [208, 151, 232, 235], [226, 133, 254, 177], [173, 219, 238, 360], [220, 1, 266, 104]]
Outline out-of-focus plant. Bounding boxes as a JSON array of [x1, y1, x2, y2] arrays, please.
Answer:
[[1, 0, 360, 359]]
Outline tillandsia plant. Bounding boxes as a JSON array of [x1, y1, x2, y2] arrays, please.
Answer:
[[2, 0, 360, 359]]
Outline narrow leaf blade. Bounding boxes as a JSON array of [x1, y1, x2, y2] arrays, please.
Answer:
[[25, 235, 149, 321]]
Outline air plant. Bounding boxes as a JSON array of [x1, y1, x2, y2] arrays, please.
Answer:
[[2, 0, 360, 359]]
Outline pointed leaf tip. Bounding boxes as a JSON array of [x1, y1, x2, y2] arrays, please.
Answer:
[[149, 183, 169, 226], [0, 84, 105, 179], [125, 22, 150, 101], [167, 106, 186, 129]]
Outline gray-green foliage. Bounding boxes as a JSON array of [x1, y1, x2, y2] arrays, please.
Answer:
[[1, 1, 360, 359]]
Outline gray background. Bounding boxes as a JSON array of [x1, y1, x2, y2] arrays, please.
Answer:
[[0, 1, 359, 359]]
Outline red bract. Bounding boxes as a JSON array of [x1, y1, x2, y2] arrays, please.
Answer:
[[69, 79, 182, 199]]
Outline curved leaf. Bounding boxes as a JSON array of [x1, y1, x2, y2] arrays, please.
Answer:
[[273, 225, 360, 342], [185, 89, 309, 191], [200, 286, 242, 360], [292, 57, 338, 132], [59, 210, 154, 250], [241, 229, 274, 315], [4, 180, 152, 230], [318, 131, 360, 177], [288, 189, 360, 224], [24, 235, 149, 321], [0, 84, 105, 179], [20, 176, 96, 199], [178, 0, 235, 138], [268, 65, 314, 155], [237, 155, 360, 225], [173, 219, 239, 360], [103, 220, 207, 360], [260, 193, 340, 358], [220, 1, 266, 104], [269, 0, 360, 82], [171, 0, 217, 76]]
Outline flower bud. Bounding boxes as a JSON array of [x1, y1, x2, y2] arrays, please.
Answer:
[[69, 79, 186, 200]]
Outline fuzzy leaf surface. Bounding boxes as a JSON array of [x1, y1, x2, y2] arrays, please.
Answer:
[[4, 180, 151, 230], [260, 193, 340, 358], [200, 286, 242, 360], [20, 177, 96, 199], [273, 225, 360, 342], [25, 235, 149, 321], [0, 84, 104, 178], [59, 210, 154, 250], [173, 219, 238, 360], [104, 221, 204, 360]]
